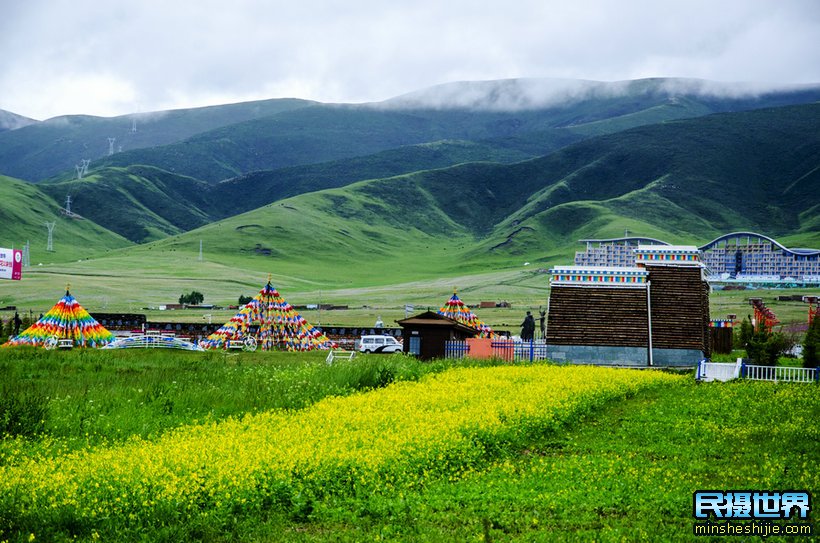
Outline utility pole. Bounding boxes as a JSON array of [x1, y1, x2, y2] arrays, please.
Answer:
[[45, 222, 56, 252]]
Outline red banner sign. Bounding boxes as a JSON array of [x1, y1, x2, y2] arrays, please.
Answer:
[[0, 248, 22, 280]]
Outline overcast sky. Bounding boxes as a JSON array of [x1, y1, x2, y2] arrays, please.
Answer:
[[2, 0, 819, 120]]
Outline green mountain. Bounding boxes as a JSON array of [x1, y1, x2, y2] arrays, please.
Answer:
[[0, 98, 314, 181], [142, 102, 820, 283], [0, 175, 131, 263], [93, 79, 820, 184], [5, 78, 820, 185], [0, 80, 818, 284]]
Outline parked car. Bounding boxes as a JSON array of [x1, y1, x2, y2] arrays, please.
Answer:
[[358, 335, 402, 354]]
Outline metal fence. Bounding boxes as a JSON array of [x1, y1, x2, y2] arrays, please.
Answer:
[[444, 341, 470, 359], [444, 340, 549, 362], [491, 340, 550, 362]]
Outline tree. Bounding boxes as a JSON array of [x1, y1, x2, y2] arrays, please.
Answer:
[[238, 295, 253, 305], [803, 316, 820, 368], [178, 291, 205, 305], [738, 315, 791, 366]]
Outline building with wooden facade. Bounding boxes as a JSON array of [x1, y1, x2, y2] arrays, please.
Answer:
[[547, 245, 709, 367], [397, 311, 478, 360]]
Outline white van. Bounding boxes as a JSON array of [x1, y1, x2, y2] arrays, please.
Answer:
[[358, 335, 402, 354]]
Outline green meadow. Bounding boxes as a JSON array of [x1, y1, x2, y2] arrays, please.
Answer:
[[0, 349, 817, 542]]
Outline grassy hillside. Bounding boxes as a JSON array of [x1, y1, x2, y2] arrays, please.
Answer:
[[0, 98, 314, 181], [210, 139, 533, 217], [192, 102, 820, 267], [38, 166, 218, 243], [34, 141, 531, 243], [0, 175, 131, 263]]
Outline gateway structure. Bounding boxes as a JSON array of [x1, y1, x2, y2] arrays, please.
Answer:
[[547, 245, 710, 366]]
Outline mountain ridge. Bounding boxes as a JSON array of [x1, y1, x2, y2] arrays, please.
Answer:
[[0, 79, 817, 275], [3, 77, 820, 184]]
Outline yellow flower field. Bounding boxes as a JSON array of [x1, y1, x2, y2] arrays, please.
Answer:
[[0, 365, 682, 533]]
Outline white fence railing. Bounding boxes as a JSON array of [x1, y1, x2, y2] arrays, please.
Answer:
[[103, 331, 203, 351], [697, 359, 818, 383], [744, 364, 817, 383]]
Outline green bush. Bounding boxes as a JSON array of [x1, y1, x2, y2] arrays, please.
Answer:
[[803, 316, 820, 368], [738, 315, 791, 366]]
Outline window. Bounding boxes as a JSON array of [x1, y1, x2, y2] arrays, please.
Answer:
[[409, 336, 421, 355]]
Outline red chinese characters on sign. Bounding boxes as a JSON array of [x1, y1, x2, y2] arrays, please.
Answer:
[[0, 248, 22, 280]]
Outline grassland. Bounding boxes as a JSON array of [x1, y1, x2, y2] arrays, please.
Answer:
[[0, 349, 816, 542], [1, 244, 818, 337]]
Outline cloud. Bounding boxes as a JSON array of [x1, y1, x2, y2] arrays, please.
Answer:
[[1, 0, 819, 119]]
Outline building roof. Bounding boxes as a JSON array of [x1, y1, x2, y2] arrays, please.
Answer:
[[550, 266, 648, 288], [397, 311, 480, 334], [699, 232, 820, 257], [578, 237, 671, 246]]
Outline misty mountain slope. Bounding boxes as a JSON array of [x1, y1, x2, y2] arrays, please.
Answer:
[[95, 79, 820, 184], [39, 166, 218, 243], [0, 98, 315, 181], [0, 174, 131, 263], [0, 109, 36, 132], [11, 77, 820, 186], [96, 105, 539, 182]]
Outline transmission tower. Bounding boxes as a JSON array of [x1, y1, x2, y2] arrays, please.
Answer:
[[82, 159, 90, 176], [22, 241, 30, 267], [45, 222, 56, 252], [132, 117, 137, 132], [108, 137, 116, 156], [65, 194, 72, 215], [198, 240, 203, 261], [75, 164, 84, 180]]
